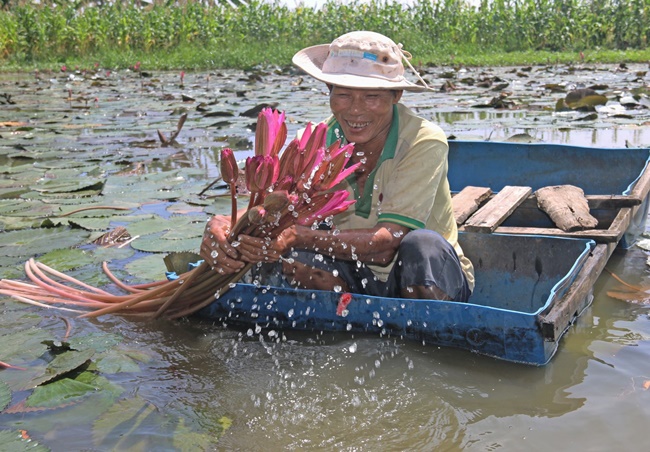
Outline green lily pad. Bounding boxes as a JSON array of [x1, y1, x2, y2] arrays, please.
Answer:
[[130, 232, 199, 253], [0, 430, 49, 451], [93, 396, 158, 448], [95, 350, 141, 374], [124, 254, 169, 282], [25, 377, 97, 409], [68, 333, 122, 353], [24, 349, 95, 390], [30, 177, 105, 194], [0, 227, 90, 257], [0, 327, 51, 364], [64, 217, 112, 231], [38, 248, 96, 272], [0, 379, 11, 412]]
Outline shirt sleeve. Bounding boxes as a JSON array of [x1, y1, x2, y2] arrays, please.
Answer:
[[376, 125, 449, 230]]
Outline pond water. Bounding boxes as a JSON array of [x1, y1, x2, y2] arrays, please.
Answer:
[[1, 64, 649, 450]]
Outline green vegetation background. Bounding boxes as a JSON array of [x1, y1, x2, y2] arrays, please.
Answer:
[[0, 0, 649, 70]]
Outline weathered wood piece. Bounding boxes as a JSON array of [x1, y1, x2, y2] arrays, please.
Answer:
[[452, 186, 493, 225], [497, 194, 641, 210], [463, 186, 532, 233], [495, 226, 621, 243], [535, 185, 598, 232]]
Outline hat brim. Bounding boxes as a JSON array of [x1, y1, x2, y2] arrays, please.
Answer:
[[292, 44, 432, 93]]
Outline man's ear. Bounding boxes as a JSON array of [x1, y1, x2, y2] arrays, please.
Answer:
[[393, 90, 404, 103]]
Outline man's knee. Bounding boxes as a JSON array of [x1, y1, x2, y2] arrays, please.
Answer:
[[399, 229, 448, 260]]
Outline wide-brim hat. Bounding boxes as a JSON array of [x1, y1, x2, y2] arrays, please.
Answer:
[[292, 31, 432, 92]]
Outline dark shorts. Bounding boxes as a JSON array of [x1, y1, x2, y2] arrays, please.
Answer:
[[262, 229, 471, 302]]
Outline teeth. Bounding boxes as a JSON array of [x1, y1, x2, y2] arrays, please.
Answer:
[[347, 121, 369, 128]]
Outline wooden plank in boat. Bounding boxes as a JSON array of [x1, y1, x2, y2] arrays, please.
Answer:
[[452, 186, 493, 225], [493, 194, 641, 210], [494, 226, 621, 242], [463, 186, 532, 233]]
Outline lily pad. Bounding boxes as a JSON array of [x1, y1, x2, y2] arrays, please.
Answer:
[[0, 430, 49, 451], [0, 227, 90, 257], [38, 248, 96, 272], [95, 350, 141, 374], [30, 177, 105, 194], [24, 348, 95, 389], [130, 232, 199, 253], [0, 379, 11, 412], [68, 333, 122, 353], [25, 377, 98, 409], [124, 253, 170, 282]]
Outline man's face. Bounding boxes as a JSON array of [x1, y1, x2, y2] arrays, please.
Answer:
[[329, 86, 403, 147]]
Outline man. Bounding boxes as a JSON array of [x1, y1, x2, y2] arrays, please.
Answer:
[[200, 31, 474, 302]]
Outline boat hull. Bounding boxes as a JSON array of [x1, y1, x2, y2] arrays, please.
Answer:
[[198, 141, 650, 365]]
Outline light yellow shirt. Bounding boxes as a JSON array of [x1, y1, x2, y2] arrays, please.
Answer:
[[326, 103, 475, 290]]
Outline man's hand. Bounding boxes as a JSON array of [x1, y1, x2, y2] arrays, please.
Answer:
[[236, 226, 299, 264], [200, 215, 246, 274]]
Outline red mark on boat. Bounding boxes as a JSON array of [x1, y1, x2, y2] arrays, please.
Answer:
[[336, 293, 353, 316]]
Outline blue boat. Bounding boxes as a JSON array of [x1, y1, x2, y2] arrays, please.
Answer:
[[198, 141, 650, 365]]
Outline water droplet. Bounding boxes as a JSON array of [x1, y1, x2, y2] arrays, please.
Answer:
[[177, 279, 184, 285], [346, 323, 352, 331], [407, 319, 413, 326], [333, 285, 342, 293], [373, 311, 380, 319], [210, 250, 218, 258], [348, 342, 357, 353], [255, 325, 262, 334], [288, 308, 294, 318], [361, 278, 368, 288], [341, 309, 349, 317], [231, 241, 240, 247]]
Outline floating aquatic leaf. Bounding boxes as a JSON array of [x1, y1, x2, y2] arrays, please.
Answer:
[[64, 217, 112, 231], [0, 430, 49, 451], [0, 328, 51, 364], [68, 333, 122, 353], [163, 252, 203, 274], [564, 88, 608, 110], [130, 233, 199, 253], [95, 350, 141, 374], [25, 377, 97, 409], [124, 254, 170, 281], [0, 227, 90, 257], [30, 177, 105, 194], [38, 248, 96, 272], [24, 349, 95, 389], [92, 396, 158, 448], [0, 379, 11, 412]]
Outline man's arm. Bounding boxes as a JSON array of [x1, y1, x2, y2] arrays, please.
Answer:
[[235, 222, 412, 266]]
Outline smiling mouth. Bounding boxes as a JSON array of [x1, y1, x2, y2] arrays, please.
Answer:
[[346, 120, 370, 129]]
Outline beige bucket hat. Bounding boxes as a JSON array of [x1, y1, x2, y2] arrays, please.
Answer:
[[292, 31, 432, 92]]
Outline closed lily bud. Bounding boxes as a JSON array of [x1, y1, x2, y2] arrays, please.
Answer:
[[263, 190, 290, 215], [220, 148, 239, 185], [247, 205, 266, 224]]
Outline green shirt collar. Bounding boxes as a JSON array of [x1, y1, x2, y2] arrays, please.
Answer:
[[326, 104, 400, 218]]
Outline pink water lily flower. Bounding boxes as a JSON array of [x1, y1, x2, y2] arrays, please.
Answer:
[[255, 108, 287, 157], [296, 190, 355, 227], [312, 141, 359, 192]]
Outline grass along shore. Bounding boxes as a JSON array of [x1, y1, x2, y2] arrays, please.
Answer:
[[0, 0, 649, 71]]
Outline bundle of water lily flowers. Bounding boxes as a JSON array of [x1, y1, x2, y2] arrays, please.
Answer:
[[0, 108, 358, 319]]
